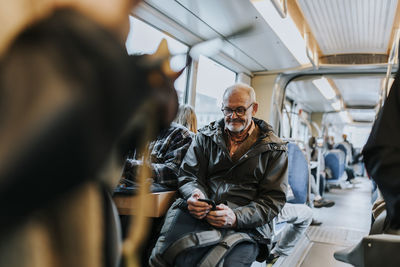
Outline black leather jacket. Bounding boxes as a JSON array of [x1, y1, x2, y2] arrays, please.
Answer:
[[178, 118, 288, 238]]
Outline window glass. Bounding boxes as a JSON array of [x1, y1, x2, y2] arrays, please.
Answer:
[[343, 125, 371, 149], [125, 16, 188, 103], [195, 55, 236, 128]]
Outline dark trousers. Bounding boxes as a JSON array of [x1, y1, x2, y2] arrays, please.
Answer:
[[345, 167, 355, 181]]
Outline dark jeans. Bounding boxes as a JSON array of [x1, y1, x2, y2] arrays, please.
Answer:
[[176, 241, 259, 267], [345, 167, 355, 181]]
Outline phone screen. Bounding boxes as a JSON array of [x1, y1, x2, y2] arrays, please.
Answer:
[[198, 198, 216, 210]]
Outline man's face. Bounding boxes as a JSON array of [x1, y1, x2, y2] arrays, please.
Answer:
[[222, 90, 257, 133]]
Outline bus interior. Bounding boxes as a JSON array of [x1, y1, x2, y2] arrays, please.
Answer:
[[125, 1, 399, 266], [2, 0, 400, 267]]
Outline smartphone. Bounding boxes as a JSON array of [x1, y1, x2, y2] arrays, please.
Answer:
[[198, 198, 216, 210]]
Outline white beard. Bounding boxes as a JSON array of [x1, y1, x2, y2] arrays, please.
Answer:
[[226, 122, 245, 133]]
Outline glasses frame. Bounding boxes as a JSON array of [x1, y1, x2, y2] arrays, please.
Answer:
[[221, 103, 254, 117]]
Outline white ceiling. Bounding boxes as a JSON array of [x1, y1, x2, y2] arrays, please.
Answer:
[[297, 0, 398, 55], [348, 109, 376, 122], [332, 77, 382, 107], [135, 0, 390, 123], [285, 79, 334, 112], [285, 75, 383, 117], [135, 0, 302, 72]]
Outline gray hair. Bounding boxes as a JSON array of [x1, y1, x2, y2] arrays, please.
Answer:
[[223, 83, 256, 103]]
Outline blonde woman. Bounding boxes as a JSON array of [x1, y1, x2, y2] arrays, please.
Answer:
[[174, 104, 198, 133]]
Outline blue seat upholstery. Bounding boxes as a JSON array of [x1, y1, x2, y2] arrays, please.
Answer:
[[335, 143, 347, 159], [324, 149, 345, 181], [287, 142, 309, 204], [335, 143, 352, 165]]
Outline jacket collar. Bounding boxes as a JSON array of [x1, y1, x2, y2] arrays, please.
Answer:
[[199, 117, 279, 144]]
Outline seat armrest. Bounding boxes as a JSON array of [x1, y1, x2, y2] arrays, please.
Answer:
[[113, 191, 176, 217]]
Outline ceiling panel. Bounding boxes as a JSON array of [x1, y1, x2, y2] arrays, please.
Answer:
[[348, 109, 376, 122], [332, 77, 382, 106], [285, 80, 334, 112], [140, 0, 301, 72], [297, 0, 398, 55]]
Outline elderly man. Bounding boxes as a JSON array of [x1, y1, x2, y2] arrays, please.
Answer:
[[150, 83, 288, 266]]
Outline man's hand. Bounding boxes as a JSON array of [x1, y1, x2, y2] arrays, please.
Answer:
[[187, 189, 211, 219], [206, 204, 237, 228]]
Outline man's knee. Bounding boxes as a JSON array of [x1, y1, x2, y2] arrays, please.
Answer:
[[223, 242, 259, 267], [281, 203, 313, 225], [298, 205, 313, 226]]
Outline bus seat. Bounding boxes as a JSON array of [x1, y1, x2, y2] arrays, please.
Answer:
[[335, 143, 347, 160], [287, 142, 309, 204], [334, 234, 400, 267], [270, 142, 309, 242], [113, 191, 176, 217], [324, 149, 345, 182], [335, 142, 353, 165]]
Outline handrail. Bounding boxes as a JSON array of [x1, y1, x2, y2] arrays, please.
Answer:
[[270, 0, 288, 18], [311, 121, 321, 137], [382, 28, 400, 107], [305, 32, 319, 70], [277, 100, 293, 139]]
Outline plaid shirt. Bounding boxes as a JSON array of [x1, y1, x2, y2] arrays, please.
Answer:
[[124, 122, 194, 189]]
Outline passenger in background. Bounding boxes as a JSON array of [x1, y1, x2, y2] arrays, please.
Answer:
[[120, 104, 197, 266], [122, 121, 194, 191], [340, 135, 359, 184], [122, 104, 196, 191], [308, 137, 335, 208], [310, 176, 335, 208], [174, 104, 198, 133], [342, 134, 355, 160], [150, 83, 288, 266]]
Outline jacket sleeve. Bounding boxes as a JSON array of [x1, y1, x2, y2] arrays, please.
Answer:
[[178, 134, 210, 199], [363, 78, 400, 229], [233, 149, 288, 229]]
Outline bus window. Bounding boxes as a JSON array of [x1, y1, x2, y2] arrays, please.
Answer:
[[195, 55, 236, 128], [125, 16, 188, 103]]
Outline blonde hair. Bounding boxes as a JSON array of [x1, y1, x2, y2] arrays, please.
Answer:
[[174, 104, 198, 133]]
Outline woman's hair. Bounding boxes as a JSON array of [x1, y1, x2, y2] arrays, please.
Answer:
[[174, 104, 198, 133]]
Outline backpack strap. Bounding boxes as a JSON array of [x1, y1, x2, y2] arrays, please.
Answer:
[[163, 229, 222, 265], [198, 231, 255, 267]]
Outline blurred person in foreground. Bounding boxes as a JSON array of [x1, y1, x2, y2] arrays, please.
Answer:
[[0, 0, 181, 266], [363, 60, 400, 232], [120, 104, 198, 266]]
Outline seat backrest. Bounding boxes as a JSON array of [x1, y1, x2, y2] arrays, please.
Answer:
[[287, 142, 309, 204], [335, 143, 347, 158], [324, 149, 345, 180], [335, 142, 352, 165]]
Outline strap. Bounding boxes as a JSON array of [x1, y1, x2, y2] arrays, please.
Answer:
[[164, 229, 222, 265], [198, 232, 255, 267]]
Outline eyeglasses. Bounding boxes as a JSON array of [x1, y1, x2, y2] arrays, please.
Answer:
[[221, 103, 254, 117]]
